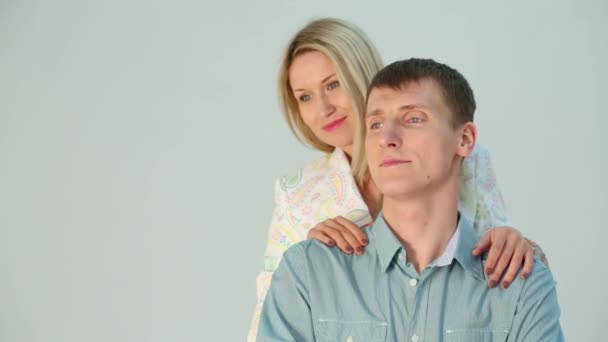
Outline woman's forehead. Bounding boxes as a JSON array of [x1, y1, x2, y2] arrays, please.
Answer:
[[289, 51, 337, 88]]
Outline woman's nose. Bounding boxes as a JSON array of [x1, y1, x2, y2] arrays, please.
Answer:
[[316, 93, 335, 117]]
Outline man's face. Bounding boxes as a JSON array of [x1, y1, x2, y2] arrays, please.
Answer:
[[365, 79, 475, 200]]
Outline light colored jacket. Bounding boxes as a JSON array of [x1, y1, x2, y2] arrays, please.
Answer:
[[247, 144, 510, 341]]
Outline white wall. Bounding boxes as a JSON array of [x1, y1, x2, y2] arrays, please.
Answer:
[[0, 0, 605, 340]]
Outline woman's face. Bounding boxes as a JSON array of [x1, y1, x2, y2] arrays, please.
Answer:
[[289, 51, 356, 153]]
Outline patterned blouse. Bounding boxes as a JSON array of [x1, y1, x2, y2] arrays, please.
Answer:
[[247, 144, 510, 341]]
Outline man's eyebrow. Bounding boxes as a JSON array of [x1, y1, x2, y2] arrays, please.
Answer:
[[366, 104, 423, 117], [293, 73, 337, 92], [366, 109, 383, 118]]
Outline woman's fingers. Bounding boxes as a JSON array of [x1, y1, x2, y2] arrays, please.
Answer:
[[307, 228, 336, 247], [499, 239, 527, 288], [324, 219, 363, 254], [482, 227, 534, 288], [334, 216, 369, 246], [472, 232, 491, 256], [487, 236, 514, 288], [307, 217, 368, 255], [483, 230, 506, 278], [521, 244, 536, 279]]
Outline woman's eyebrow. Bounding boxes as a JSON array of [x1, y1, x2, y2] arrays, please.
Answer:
[[292, 73, 337, 92]]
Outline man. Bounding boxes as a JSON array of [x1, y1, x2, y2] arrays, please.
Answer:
[[257, 58, 563, 341]]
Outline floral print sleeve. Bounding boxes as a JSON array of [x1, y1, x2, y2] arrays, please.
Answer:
[[247, 149, 373, 341], [459, 144, 548, 264], [247, 177, 301, 342], [459, 144, 511, 233]]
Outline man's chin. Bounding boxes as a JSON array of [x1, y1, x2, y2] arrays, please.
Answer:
[[378, 182, 419, 199]]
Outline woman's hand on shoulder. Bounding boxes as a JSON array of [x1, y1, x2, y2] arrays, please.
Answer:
[[472, 226, 535, 289], [307, 216, 370, 255]]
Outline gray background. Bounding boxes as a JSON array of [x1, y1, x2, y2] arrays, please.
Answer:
[[1, 0, 606, 341]]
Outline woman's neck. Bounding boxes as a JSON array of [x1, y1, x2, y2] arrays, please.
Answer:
[[342, 144, 353, 162]]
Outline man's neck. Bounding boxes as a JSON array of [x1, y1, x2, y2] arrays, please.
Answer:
[[382, 177, 460, 274]]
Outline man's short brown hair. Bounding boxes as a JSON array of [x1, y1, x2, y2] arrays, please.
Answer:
[[366, 58, 475, 126]]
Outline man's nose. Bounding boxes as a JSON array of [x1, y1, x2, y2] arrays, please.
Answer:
[[380, 124, 402, 149]]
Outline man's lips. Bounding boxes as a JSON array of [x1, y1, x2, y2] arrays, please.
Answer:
[[380, 159, 411, 167], [322, 116, 347, 131]]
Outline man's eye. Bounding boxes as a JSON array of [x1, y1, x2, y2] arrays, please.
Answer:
[[327, 81, 340, 90], [408, 117, 423, 123], [370, 122, 383, 129], [299, 94, 311, 102]]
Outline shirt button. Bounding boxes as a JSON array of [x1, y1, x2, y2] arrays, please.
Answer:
[[409, 278, 418, 287], [346, 336, 354, 342], [411, 334, 420, 342]]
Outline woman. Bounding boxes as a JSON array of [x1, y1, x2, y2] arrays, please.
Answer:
[[248, 18, 545, 341]]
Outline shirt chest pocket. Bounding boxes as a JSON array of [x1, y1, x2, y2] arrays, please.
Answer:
[[444, 328, 509, 342], [316, 320, 387, 342]]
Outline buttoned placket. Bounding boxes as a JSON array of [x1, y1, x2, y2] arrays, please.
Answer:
[[395, 249, 440, 342]]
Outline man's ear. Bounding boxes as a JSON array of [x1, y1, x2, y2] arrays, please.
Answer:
[[457, 122, 477, 158]]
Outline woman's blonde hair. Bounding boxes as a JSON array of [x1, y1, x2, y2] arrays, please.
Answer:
[[277, 18, 383, 185]]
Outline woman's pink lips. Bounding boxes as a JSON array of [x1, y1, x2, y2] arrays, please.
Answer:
[[380, 159, 411, 167], [322, 116, 347, 131]]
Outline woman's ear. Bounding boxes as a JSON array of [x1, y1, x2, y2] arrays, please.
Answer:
[[457, 122, 477, 158]]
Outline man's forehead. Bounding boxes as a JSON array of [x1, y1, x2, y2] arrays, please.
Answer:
[[366, 80, 443, 114]]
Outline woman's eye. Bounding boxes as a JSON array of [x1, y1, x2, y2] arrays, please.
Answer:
[[407, 117, 423, 124], [370, 122, 383, 129], [327, 80, 340, 90], [299, 94, 311, 102]]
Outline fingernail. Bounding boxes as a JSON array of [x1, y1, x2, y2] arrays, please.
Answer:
[[328, 241, 336, 247], [355, 247, 364, 254], [486, 268, 494, 275], [488, 280, 497, 288], [345, 246, 353, 253], [521, 272, 528, 279], [362, 239, 369, 246], [501, 281, 510, 289]]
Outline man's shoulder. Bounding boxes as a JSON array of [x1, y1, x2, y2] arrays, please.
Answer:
[[478, 255, 555, 301], [520, 256, 556, 295], [286, 238, 357, 261], [282, 238, 377, 274]]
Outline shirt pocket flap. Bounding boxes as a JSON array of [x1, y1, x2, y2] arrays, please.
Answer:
[[445, 328, 509, 342], [316, 319, 387, 342]]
